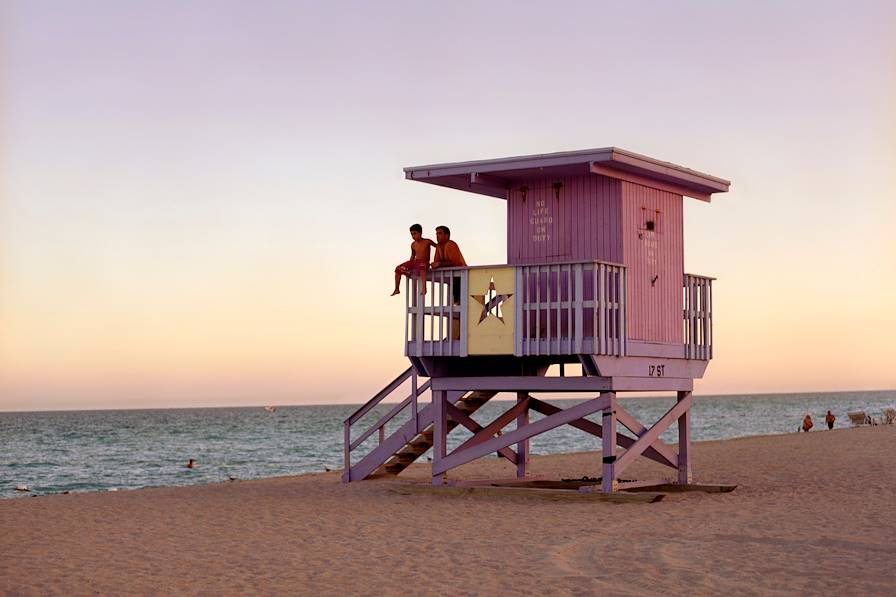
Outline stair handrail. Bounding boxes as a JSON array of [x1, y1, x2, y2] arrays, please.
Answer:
[[343, 367, 430, 473], [349, 378, 432, 451], [345, 367, 413, 425]]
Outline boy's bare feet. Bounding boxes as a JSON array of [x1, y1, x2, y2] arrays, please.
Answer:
[[390, 289, 400, 296]]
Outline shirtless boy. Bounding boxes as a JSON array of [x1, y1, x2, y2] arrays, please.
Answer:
[[392, 223, 436, 295]]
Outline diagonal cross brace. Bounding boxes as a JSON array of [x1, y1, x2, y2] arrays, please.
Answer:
[[614, 392, 693, 475], [433, 394, 610, 476], [445, 402, 518, 465], [614, 404, 679, 469], [451, 396, 530, 454], [527, 397, 677, 469]]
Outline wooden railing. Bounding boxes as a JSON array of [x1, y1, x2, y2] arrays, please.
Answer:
[[683, 273, 713, 360], [405, 268, 469, 357], [404, 260, 626, 358], [517, 261, 626, 357], [343, 367, 431, 475]]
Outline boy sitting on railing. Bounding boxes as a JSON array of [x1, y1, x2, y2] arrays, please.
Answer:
[[392, 223, 436, 296]]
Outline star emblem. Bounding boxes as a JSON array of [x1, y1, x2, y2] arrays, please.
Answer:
[[472, 277, 513, 324]]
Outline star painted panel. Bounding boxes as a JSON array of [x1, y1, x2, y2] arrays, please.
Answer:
[[467, 267, 516, 355], [471, 277, 513, 324]]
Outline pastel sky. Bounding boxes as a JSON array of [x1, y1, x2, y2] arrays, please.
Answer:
[[1, 1, 894, 411]]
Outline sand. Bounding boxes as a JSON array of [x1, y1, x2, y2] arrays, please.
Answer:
[[3, 425, 895, 596]]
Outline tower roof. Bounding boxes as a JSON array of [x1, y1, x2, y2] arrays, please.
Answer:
[[404, 147, 730, 202]]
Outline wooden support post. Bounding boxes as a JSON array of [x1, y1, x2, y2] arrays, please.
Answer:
[[516, 392, 529, 478], [343, 421, 351, 482], [411, 371, 419, 433], [601, 392, 617, 493], [432, 390, 448, 486], [678, 390, 692, 485]]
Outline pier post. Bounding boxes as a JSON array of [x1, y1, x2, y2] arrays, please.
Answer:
[[677, 390, 692, 485], [432, 390, 448, 486], [516, 392, 529, 478], [601, 392, 617, 493]]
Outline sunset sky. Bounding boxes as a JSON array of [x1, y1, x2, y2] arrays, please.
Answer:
[[1, 1, 894, 411]]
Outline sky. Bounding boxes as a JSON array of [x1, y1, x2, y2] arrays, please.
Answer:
[[1, 1, 894, 411]]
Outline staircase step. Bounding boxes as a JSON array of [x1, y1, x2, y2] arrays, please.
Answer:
[[397, 444, 428, 457]]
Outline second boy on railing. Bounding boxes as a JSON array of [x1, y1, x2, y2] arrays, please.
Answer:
[[392, 223, 436, 296]]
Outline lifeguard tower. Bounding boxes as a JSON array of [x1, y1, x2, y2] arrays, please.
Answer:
[[343, 147, 729, 492]]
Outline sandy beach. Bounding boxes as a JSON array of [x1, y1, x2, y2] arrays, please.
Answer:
[[2, 425, 895, 596]]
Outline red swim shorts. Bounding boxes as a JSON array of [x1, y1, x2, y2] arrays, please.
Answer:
[[395, 258, 429, 276]]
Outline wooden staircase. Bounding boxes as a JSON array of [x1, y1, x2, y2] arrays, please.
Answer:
[[377, 391, 495, 475], [343, 367, 496, 482]]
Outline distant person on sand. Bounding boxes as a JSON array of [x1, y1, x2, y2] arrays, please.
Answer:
[[825, 410, 836, 430], [392, 224, 436, 296], [802, 414, 813, 432], [186, 459, 195, 469], [431, 225, 467, 304]]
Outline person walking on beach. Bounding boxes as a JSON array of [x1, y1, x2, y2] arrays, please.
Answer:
[[431, 225, 467, 304], [825, 410, 836, 430], [392, 224, 436, 296], [802, 414, 814, 432]]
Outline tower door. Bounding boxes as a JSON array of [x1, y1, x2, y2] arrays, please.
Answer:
[[623, 186, 684, 344]]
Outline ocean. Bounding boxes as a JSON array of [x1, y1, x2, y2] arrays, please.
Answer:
[[2, 390, 894, 499]]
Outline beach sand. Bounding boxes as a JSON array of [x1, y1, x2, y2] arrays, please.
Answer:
[[2, 425, 895, 596]]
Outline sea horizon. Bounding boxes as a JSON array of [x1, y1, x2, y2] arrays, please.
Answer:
[[3, 386, 894, 414], [4, 389, 894, 499]]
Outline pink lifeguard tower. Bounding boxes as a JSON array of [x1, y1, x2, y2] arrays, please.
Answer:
[[343, 147, 730, 493]]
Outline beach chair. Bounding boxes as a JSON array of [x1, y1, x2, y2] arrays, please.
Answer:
[[847, 411, 870, 426], [883, 408, 896, 425]]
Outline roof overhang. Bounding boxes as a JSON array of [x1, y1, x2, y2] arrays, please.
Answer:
[[404, 147, 731, 202]]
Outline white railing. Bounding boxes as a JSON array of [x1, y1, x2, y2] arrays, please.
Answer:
[[517, 261, 626, 357], [683, 273, 713, 360], [404, 261, 626, 358], [405, 268, 468, 357]]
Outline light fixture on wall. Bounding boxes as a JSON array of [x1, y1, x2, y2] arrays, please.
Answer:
[[552, 181, 563, 201]]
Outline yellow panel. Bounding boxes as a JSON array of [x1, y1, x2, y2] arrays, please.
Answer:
[[467, 267, 515, 355]]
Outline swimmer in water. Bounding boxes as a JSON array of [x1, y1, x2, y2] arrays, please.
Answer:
[[186, 459, 195, 469]]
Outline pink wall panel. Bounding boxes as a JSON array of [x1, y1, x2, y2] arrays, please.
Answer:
[[507, 174, 622, 265], [506, 174, 684, 345], [621, 182, 684, 344]]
